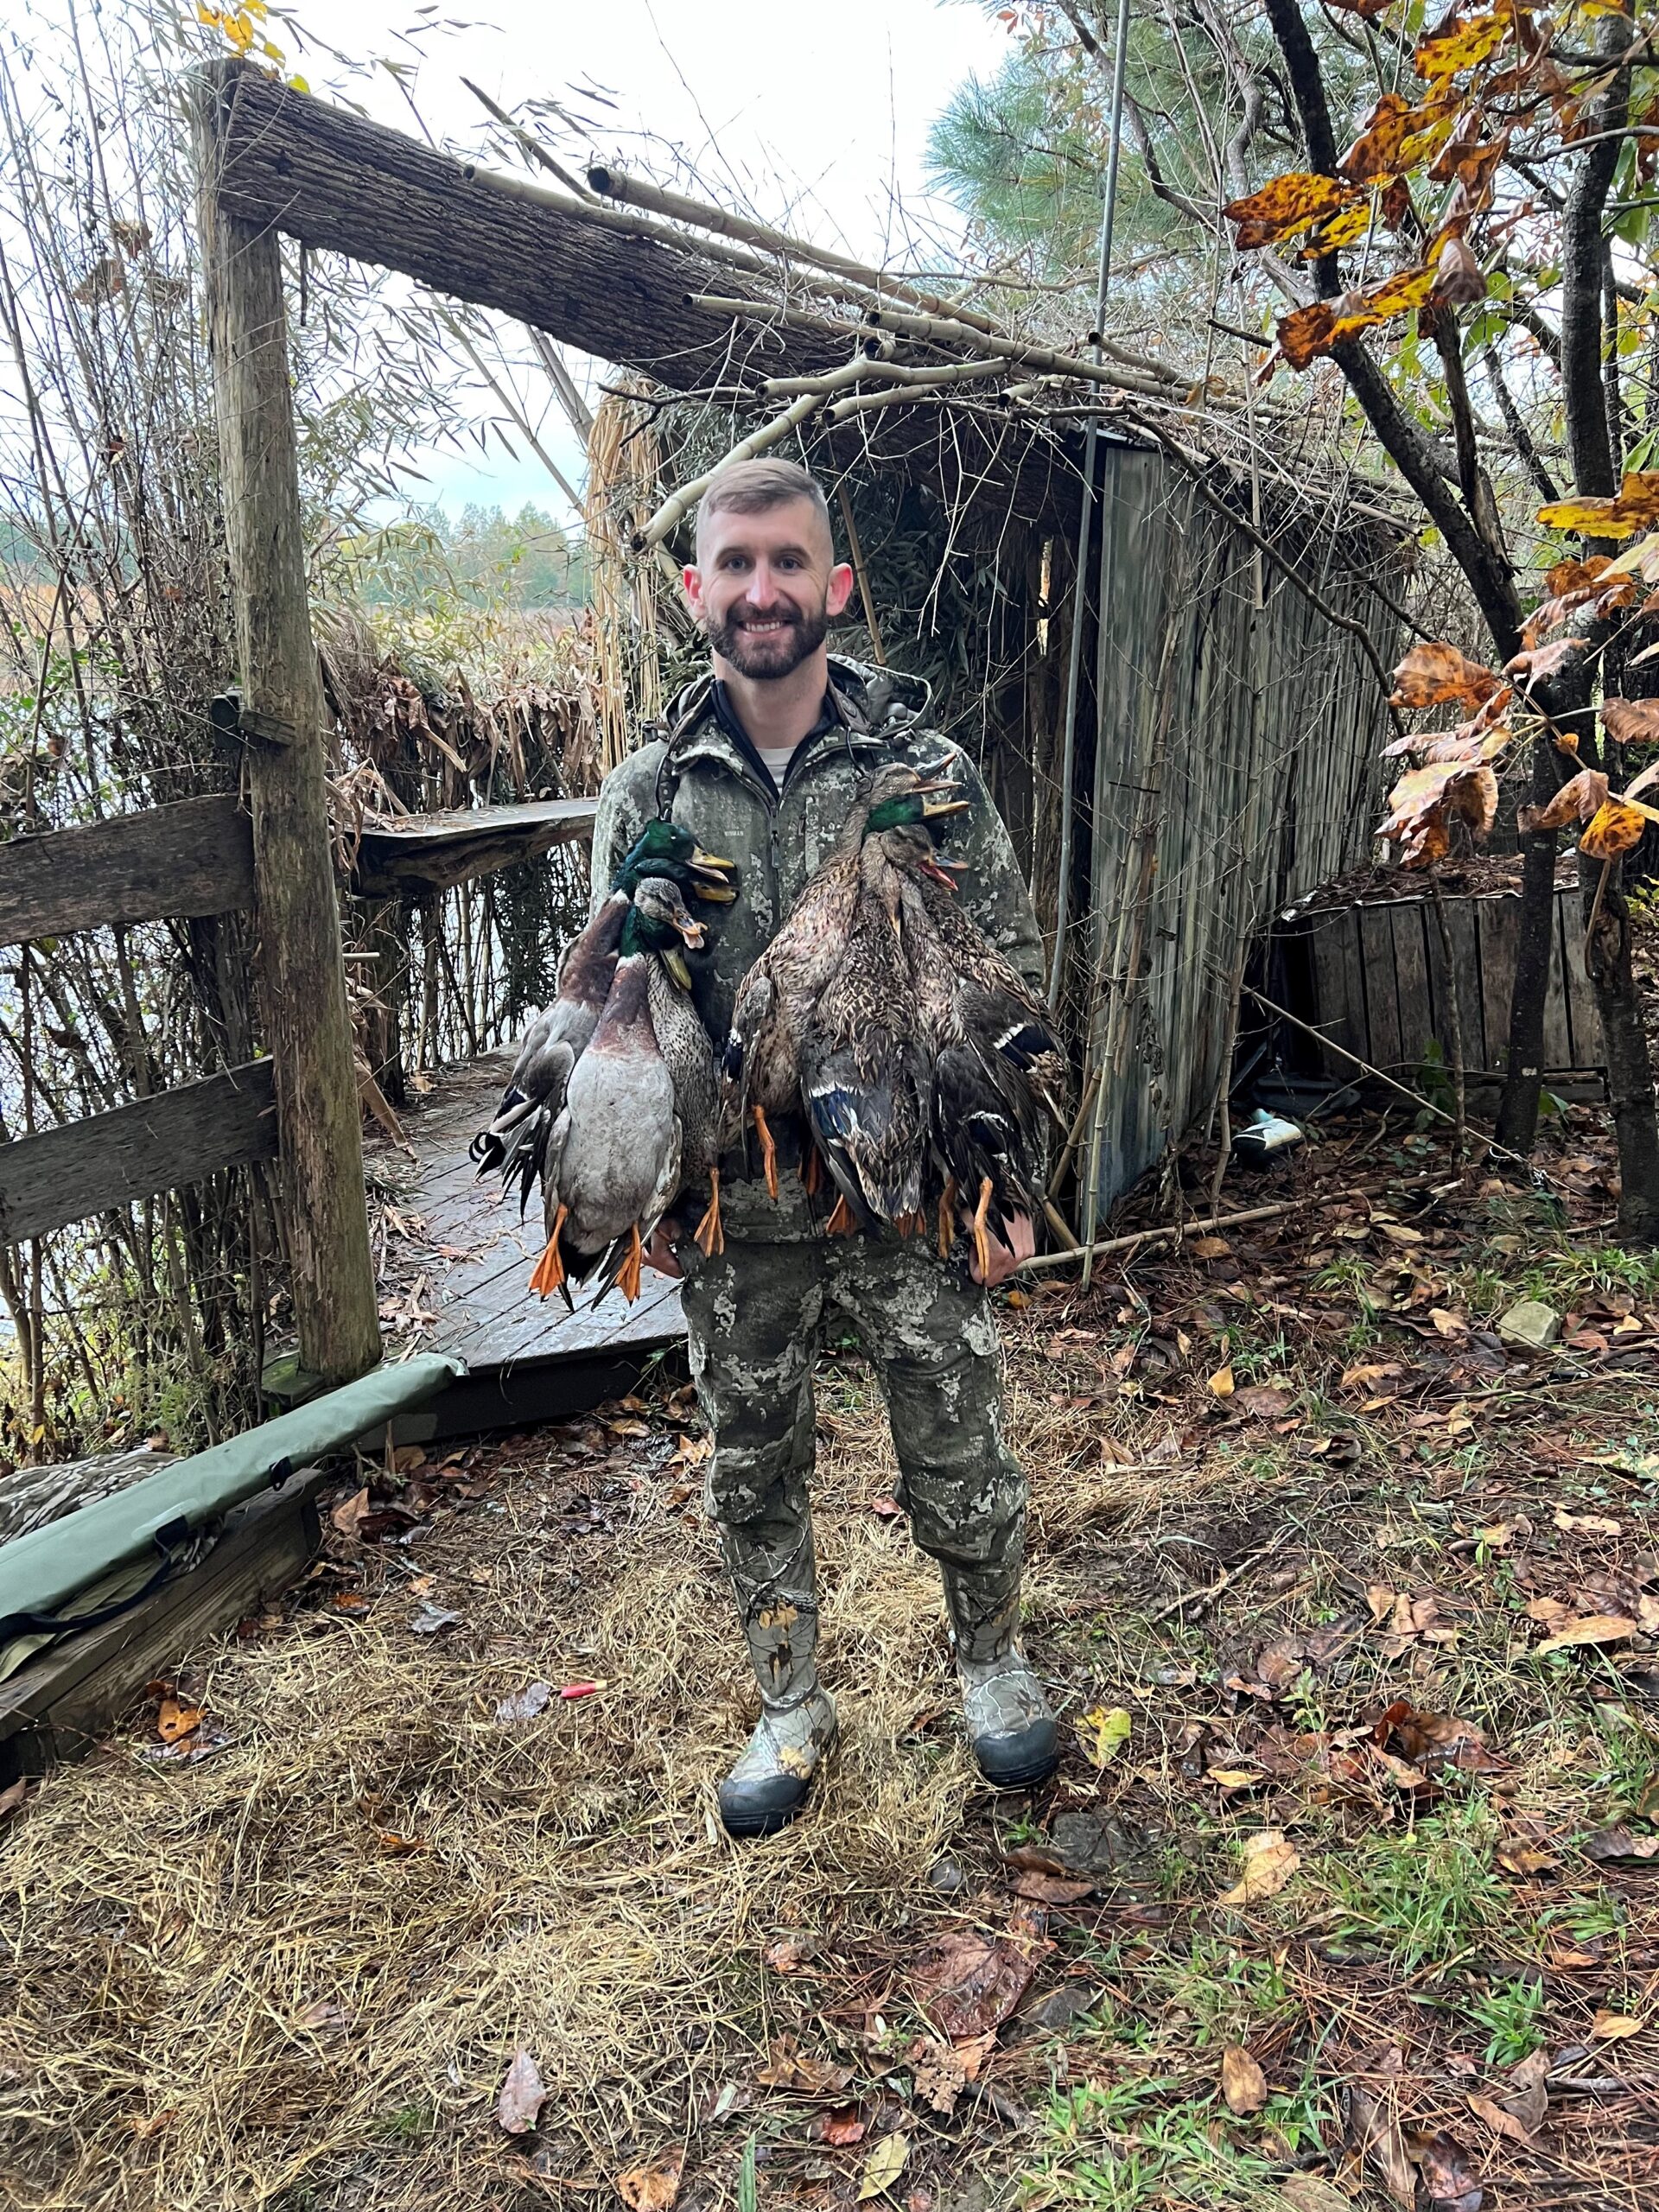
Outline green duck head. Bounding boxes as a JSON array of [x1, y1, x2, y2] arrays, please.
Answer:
[[622, 873, 706, 989], [613, 821, 737, 902], [861, 758, 969, 855]]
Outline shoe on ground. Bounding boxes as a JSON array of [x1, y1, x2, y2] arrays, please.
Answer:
[[959, 1650, 1058, 1789], [717, 1685, 838, 1838]]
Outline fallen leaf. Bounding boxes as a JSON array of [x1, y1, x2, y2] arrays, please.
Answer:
[[1221, 2044, 1268, 2114], [1535, 1612, 1637, 1655], [821, 2107, 867, 2145], [1554, 1508, 1621, 1535], [1009, 1869, 1095, 1905], [1348, 2082, 1414, 2208], [0, 1777, 26, 1820], [1430, 1308, 1468, 1338], [1189, 1236, 1232, 1259], [856, 2133, 910, 2201], [375, 1830, 427, 1855], [409, 1604, 463, 1636], [331, 1485, 371, 1537], [615, 2149, 684, 2211], [294, 1998, 350, 2035], [1208, 1363, 1236, 1397], [1217, 1829, 1301, 1906], [754, 2037, 854, 2095], [1415, 2128, 1483, 2212], [1077, 1705, 1132, 1769], [495, 1681, 553, 1723], [1525, 1595, 1572, 1633], [1236, 1384, 1294, 1420], [911, 1930, 1037, 2037], [1466, 2090, 1528, 2144], [1584, 1825, 1659, 1866], [498, 2049, 546, 2135], [1278, 2181, 1351, 2212], [1591, 2009, 1644, 2040], [156, 1698, 202, 1745]]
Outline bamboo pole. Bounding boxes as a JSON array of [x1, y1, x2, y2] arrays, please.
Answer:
[[191, 62, 381, 1386], [1020, 1187, 1374, 1273]]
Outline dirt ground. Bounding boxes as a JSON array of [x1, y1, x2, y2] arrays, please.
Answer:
[[3, 1103, 1658, 2212]]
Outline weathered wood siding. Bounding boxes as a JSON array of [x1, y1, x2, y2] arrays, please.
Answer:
[[1083, 450, 1395, 1215]]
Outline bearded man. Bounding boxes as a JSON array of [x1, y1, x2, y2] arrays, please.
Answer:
[[588, 457, 1057, 1836]]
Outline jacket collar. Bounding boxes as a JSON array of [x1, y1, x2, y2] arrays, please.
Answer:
[[663, 658, 902, 790]]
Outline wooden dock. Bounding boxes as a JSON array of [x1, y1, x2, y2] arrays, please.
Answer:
[[365, 1052, 685, 1439]]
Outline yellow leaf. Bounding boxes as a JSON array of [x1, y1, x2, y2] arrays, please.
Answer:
[[1591, 2009, 1644, 2041], [1077, 1706, 1132, 1770], [1580, 799, 1649, 860], [1208, 1363, 1236, 1396], [1218, 1829, 1301, 1907], [1414, 10, 1511, 80], [855, 2133, 910, 2201], [288, 73, 310, 93], [1221, 2044, 1269, 2115], [1223, 172, 1360, 249]]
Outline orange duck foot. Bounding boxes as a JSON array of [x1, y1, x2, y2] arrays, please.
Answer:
[[615, 1222, 645, 1304], [938, 1175, 957, 1261], [752, 1104, 780, 1201], [825, 1192, 859, 1236], [694, 1170, 725, 1259], [970, 1175, 995, 1282], [529, 1205, 568, 1298]]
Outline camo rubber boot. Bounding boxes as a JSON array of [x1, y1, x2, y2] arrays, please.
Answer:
[[942, 1561, 1058, 1790], [718, 1547, 837, 1840]]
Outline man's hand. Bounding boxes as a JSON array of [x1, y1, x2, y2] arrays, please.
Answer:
[[645, 1225, 683, 1281], [968, 1209, 1034, 1287]]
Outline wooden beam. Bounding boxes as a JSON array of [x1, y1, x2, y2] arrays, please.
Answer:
[[201, 59, 823, 391], [0, 796, 254, 948], [0, 1062, 277, 1244], [347, 797, 596, 898], [192, 66, 382, 1387], [0, 1468, 327, 1780]]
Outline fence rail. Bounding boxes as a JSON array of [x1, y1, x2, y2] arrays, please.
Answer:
[[0, 796, 254, 949]]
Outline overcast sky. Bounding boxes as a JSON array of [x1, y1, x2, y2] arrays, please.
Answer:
[[283, 0, 1012, 522]]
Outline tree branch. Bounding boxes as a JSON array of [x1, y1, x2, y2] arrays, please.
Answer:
[[1483, 343, 1561, 504], [1262, 0, 1341, 296]]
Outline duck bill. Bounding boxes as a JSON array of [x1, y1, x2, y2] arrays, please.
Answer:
[[662, 945, 694, 990], [689, 847, 738, 900], [674, 913, 708, 951], [920, 795, 969, 820], [918, 854, 963, 891]]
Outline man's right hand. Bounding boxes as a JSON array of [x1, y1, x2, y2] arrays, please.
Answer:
[[645, 1225, 683, 1281]]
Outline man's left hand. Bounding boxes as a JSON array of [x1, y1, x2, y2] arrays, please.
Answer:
[[968, 1210, 1034, 1287]]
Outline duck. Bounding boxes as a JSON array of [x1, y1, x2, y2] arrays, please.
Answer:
[[471, 822, 733, 1202], [878, 817, 1071, 1276], [720, 760, 962, 1200], [528, 874, 709, 1308]]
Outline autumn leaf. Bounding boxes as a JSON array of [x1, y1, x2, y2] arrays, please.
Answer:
[[1330, 262, 1437, 345], [1076, 1706, 1132, 1769], [1378, 760, 1498, 864], [754, 2037, 853, 2094], [1539, 472, 1659, 540], [1276, 299, 1337, 370], [1221, 2044, 1268, 2114], [1339, 93, 1414, 185], [616, 2149, 685, 2211], [1535, 1611, 1637, 1653], [1224, 172, 1359, 249], [1415, 10, 1513, 81], [1517, 768, 1608, 835], [1590, 2009, 1644, 2041], [1578, 800, 1649, 860], [855, 2133, 910, 2200], [1504, 636, 1586, 689], [1602, 697, 1659, 744], [1390, 641, 1503, 709], [1208, 1362, 1236, 1395], [910, 1930, 1037, 2037], [1217, 1829, 1301, 1906], [1432, 233, 1487, 305], [497, 2049, 546, 2135], [821, 2107, 867, 2145]]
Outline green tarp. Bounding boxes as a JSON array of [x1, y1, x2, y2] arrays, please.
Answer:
[[0, 1353, 464, 1629]]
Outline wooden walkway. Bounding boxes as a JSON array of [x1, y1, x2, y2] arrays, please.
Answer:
[[365, 1053, 684, 1439]]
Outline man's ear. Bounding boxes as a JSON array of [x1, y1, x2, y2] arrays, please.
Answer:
[[826, 561, 856, 620], [683, 563, 704, 621]]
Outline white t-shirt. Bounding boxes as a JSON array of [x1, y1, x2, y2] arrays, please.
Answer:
[[753, 740, 801, 791]]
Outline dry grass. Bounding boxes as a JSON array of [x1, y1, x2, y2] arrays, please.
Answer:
[[4, 1117, 1659, 2211]]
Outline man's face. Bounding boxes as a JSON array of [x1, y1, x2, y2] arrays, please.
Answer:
[[684, 498, 855, 681]]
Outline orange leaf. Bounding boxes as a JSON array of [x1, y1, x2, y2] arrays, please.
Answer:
[[1539, 472, 1659, 541], [1221, 2045, 1269, 2114], [1276, 300, 1337, 369], [1379, 760, 1498, 865], [1390, 640, 1503, 709], [157, 1697, 202, 1745], [1504, 636, 1586, 689], [1601, 697, 1659, 745], [1339, 94, 1415, 186], [1224, 171, 1360, 248], [1579, 800, 1649, 861], [1415, 10, 1513, 81], [1518, 769, 1608, 835], [616, 2150, 685, 2211], [1544, 556, 1612, 596]]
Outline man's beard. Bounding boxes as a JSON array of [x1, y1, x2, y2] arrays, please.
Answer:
[[706, 600, 828, 679]]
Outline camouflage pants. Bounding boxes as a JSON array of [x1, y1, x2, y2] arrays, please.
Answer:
[[679, 1235, 1028, 1694]]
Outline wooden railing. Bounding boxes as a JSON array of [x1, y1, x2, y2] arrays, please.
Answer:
[[0, 798, 276, 1245]]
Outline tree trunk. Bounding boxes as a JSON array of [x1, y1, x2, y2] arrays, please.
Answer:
[[1582, 855, 1659, 1241]]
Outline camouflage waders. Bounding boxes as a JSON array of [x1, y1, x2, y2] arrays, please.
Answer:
[[588, 657, 1057, 1831]]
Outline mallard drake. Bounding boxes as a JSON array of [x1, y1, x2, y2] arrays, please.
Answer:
[[471, 822, 733, 1197], [642, 887, 724, 1258], [528, 875, 707, 1307], [879, 818, 1070, 1276], [720, 761, 960, 1199]]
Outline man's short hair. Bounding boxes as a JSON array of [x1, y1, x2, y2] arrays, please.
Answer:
[[696, 457, 832, 551]]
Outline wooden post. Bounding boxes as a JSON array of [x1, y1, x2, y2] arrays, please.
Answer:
[[191, 63, 382, 1384]]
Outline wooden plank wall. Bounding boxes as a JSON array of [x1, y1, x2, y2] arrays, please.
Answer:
[[1083, 449, 1396, 1212], [1301, 887, 1601, 1084]]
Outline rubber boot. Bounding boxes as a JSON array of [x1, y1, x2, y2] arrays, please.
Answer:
[[941, 1560, 1058, 1789], [717, 1540, 837, 1840]]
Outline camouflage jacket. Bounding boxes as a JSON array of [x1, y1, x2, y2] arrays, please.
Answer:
[[588, 654, 1045, 1239]]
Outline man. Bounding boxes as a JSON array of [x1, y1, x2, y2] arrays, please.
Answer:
[[588, 457, 1057, 1837]]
